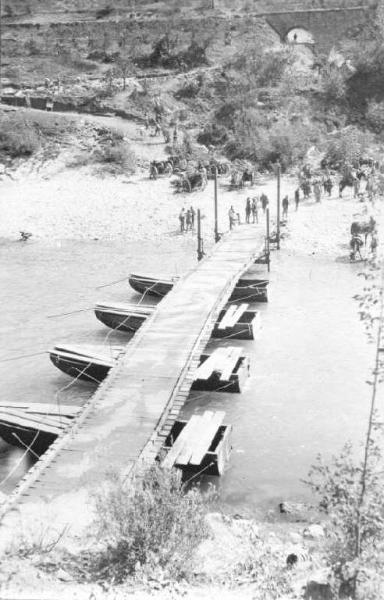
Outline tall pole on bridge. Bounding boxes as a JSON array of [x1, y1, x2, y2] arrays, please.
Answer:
[[214, 167, 220, 243], [276, 161, 281, 250], [266, 207, 270, 273], [197, 209, 205, 261]]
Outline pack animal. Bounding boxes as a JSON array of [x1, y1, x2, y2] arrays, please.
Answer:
[[350, 217, 376, 243]]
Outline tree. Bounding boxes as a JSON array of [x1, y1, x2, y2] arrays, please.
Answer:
[[307, 254, 384, 599]]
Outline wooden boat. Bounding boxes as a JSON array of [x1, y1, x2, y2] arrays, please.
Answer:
[[0, 402, 80, 456], [50, 343, 248, 394], [129, 271, 269, 302], [161, 411, 232, 476], [192, 347, 250, 393], [95, 301, 261, 340], [49, 344, 124, 383], [95, 302, 156, 333], [128, 273, 178, 297]]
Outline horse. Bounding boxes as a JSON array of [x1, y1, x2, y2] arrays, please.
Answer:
[[350, 217, 376, 243], [301, 180, 311, 199], [323, 178, 333, 196], [229, 171, 242, 189], [339, 170, 366, 198], [240, 169, 254, 188]]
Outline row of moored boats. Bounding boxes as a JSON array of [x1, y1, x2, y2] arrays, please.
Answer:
[[0, 268, 269, 475]]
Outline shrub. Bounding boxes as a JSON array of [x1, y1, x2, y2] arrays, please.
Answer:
[[322, 126, 373, 168], [320, 66, 347, 105], [366, 100, 384, 133], [94, 141, 136, 172], [74, 466, 211, 583], [0, 115, 40, 157], [306, 440, 384, 599]]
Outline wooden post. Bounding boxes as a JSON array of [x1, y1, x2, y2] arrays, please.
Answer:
[[214, 167, 220, 243], [266, 207, 270, 273], [197, 209, 204, 261], [276, 162, 281, 250]]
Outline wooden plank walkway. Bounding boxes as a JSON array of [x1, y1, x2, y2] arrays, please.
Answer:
[[0, 225, 265, 534]]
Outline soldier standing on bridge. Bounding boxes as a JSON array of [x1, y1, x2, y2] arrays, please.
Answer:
[[179, 208, 186, 233], [229, 206, 236, 230], [282, 195, 289, 219], [245, 197, 251, 224]]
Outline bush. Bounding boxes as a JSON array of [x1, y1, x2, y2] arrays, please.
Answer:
[[322, 126, 373, 168], [306, 440, 384, 599], [74, 466, 211, 583], [366, 100, 384, 133], [320, 66, 347, 105], [0, 115, 40, 157], [94, 140, 136, 172]]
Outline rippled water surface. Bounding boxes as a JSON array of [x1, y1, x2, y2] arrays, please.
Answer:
[[0, 238, 373, 514]]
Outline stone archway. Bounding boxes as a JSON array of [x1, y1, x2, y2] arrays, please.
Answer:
[[286, 27, 315, 45]]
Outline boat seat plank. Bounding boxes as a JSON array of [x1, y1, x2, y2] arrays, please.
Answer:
[[0, 409, 69, 431], [0, 413, 63, 436], [0, 403, 80, 417]]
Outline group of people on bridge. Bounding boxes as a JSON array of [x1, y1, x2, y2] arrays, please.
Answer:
[[178, 206, 196, 233]]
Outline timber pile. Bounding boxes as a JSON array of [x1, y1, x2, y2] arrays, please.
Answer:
[[162, 410, 225, 469], [217, 304, 249, 330], [194, 347, 242, 381]]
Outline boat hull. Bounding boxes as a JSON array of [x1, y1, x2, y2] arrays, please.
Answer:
[[129, 275, 174, 297], [50, 352, 112, 383], [95, 308, 146, 333], [0, 422, 57, 455]]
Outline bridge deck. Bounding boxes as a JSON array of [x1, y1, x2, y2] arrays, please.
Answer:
[[0, 226, 264, 535]]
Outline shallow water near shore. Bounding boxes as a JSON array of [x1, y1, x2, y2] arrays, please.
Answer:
[[0, 233, 373, 514]]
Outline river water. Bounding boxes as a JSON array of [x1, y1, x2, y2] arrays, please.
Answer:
[[0, 234, 373, 515]]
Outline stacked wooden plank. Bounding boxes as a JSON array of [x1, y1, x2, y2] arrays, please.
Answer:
[[192, 347, 249, 393], [194, 347, 242, 382], [162, 411, 226, 469], [217, 304, 249, 330]]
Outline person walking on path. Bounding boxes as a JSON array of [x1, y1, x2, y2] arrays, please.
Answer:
[[282, 195, 289, 219], [144, 113, 150, 131], [245, 197, 251, 224], [179, 208, 186, 233], [229, 206, 236, 230], [173, 125, 178, 145], [149, 162, 158, 180], [186, 209, 193, 232], [189, 205, 196, 230], [261, 193, 269, 213], [314, 181, 322, 203], [251, 197, 259, 223], [294, 188, 300, 211]]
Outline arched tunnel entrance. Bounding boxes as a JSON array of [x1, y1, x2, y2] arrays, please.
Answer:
[[286, 27, 315, 46]]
